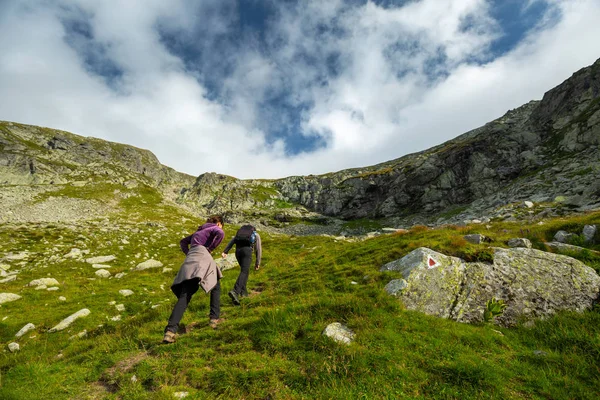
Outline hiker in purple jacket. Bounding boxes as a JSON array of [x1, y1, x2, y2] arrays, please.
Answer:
[[163, 215, 225, 344]]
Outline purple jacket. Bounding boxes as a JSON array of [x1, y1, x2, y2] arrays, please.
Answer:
[[180, 223, 225, 254]]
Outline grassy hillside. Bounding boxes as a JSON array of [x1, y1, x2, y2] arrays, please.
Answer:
[[1, 184, 599, 399]]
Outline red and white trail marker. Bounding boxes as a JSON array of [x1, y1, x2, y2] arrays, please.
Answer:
[[427, 256, 438, 269]]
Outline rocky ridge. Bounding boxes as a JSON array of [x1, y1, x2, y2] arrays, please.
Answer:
[[1, 58, 600, 233]]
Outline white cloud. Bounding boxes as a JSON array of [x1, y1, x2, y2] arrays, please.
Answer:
[[0, 0, 599, 179]]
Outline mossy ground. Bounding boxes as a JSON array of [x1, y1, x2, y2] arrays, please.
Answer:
[[1, 186, 599, 399]]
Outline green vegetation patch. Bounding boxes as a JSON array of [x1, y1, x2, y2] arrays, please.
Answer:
[[1, 206, 600, 399]]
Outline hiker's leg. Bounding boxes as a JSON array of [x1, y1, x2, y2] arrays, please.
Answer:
[[233, 247, 252, 295], [209, 279, 221, 320], [165, 279, 199, 333]]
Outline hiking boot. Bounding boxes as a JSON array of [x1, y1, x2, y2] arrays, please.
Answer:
[[162, 331, 176, 344], [228, 290, 240, 306], [209, 318, 223, 329]]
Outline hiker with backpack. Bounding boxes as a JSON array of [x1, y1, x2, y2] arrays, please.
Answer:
[[163, 215, 225, 344], [221, 224, 262, 305]]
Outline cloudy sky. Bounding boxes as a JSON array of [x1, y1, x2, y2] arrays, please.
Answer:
[[1, 0, 599, 179]]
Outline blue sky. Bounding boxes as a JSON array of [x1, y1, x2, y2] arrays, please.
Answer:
[[1, 0, 599, 178]]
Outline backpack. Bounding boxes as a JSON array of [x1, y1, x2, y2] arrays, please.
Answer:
[[235, 225, 256, 246]]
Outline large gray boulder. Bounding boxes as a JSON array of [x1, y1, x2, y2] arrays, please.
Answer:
[[583, 225, 597, 243], [384, 247, 600, 326], [382, 248, 467, 319], [507, 238, 532, 249], [215, 257, 237, 272], [553, 230, 577, 243], [464, 234, 491, 244], [380, 247, 464, 276]]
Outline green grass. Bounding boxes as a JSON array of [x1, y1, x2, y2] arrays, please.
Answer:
[[1, 198, 600, 399], [341, 218, 384, 232]]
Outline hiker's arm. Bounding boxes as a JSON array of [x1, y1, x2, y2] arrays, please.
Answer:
[[179, 235, 192, 255], [221, 237, 235, 258], [254, 233, 262, 269]]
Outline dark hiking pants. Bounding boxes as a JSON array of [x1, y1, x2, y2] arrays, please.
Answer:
[[165, 278, 221, 333], [233, 246, 253, 297]]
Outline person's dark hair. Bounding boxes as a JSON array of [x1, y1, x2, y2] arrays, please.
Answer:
[[206, 215, 224, 226]]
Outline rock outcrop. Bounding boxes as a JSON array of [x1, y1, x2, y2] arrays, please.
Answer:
[[2, 58, 600, 228], [384, 247, 600, 327]]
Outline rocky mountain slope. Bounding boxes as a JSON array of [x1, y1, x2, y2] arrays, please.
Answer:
[[272, 57, 600, 224], [1, 58, 599, 232]]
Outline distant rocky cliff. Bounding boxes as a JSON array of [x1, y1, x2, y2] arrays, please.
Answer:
[[1, 58, 599, 229], [176, 58, 600, 226], [272, 58, 600, 224]]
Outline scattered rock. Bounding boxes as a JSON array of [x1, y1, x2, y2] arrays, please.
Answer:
[[119, 289, 134, 297], [134, 259, 163, 271], [28, 278, 59, 287], [8, 342, 20, 352], [0, 275, 17, 283], [323, 322, 355, 345], [69, 330, 87, 340], [115, 273, 127, 279], [533, 350, 548, 357], [583, 225, 597, 243], [63, 248, 82, 259], [92, 264, 112, 269], [111, 315, 121, 321], [115, 304, 125, 312], [35, 285, 48, 290], [86, 255, 116, 264], [4, 252, 29, 261], [463, 234, 491, 244], [507, 238, 532, 249], [48, 309, 91, 332], [381, 227, 404, 233], [545, 241, 600, 256], [95, 269, 111, 278], [0, 293, 22, 304], [553, 231, 577, 243], [59, 296, 66, 301], [47, 287, 59, 291], [162, 267, 173, 273], [15, 323, 35, 338], [524, 201, 534, 208], [174, 392, 189, 399]]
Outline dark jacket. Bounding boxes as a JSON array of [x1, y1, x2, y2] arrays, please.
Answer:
[[223, 232, 262, 267]]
